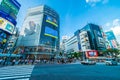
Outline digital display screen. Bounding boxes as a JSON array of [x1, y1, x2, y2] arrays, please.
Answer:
[[0, 17, 14, 34], [46, 15, 58, 27], [1, 0, 19, 15], [86, 50, 98, 58], [0, 30, 9, 49], [105, 31, 116, 40], [109, 40, 117, 48], [44, 26, 58, 39], [0, 11, 17, 25], [5, 23, 14, 33], [89, 52, 97, 57]]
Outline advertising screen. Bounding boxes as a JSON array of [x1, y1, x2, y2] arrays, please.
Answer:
[[5, 23, 14, 33], [0, 18, 6, 28], [0, 17, 14, 34], [105, 31, 116, 40], [1, 0, 20, 16], [0, 11, 17, 25], [24, 21, 37, 36], [109, 40, 117, 48], [46, 15, 58, 27], [86, 50, 98, 58], [0, 30, 9, 49], [44, 26, 58, 39]]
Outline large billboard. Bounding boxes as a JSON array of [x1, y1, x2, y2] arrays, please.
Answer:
[[24, 21, 37, 36], [105, 31, 116, 40], [1, 0, 21, 18], [20, 13, 43, 46], [46, 15, 58, 27], [94, 30, 105, 48], [85, 50, 98, 58], [0, 10, 17, 25], [109, 40, 118, 48], [44, 26, 58, 39], [0, 17, 14, 34], [0, 30, 10, 49]]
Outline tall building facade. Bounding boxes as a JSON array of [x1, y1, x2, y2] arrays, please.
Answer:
[[0, 0, 21, 52], [80, 23, 106, 51], [60, 36, 69, 54], [64, 36, 79, 53], [17, 5, 60, 59], [80, 31, 91, 51], [105, 30, 118, 49], [64, 23, 106, 57]]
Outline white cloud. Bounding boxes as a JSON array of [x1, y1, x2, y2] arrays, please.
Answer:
[[113, 19, 120, 26], [86, 0, 101, 3], [111, 19, 120, 36], [85, 0, 109, 7], [105, 22, 111, 27], [111, 26, 120, 36], [104, 19, 120, 43]]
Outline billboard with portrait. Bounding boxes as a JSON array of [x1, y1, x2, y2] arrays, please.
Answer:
[[24, 21, 37, 36]]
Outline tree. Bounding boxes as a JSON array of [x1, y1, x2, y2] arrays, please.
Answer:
[[102, 49, 120, 58], [71, 52, 83, 59]]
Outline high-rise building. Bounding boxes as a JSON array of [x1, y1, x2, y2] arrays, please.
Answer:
[[60, 36, 69, 53], [64, 23, 106, 58], [0, 0, 21, 52], [80, 31, 91, 51], [64, 36, 79, 53], [17, 5, 60, 59], [105, 30, 118, 49], [80, 23, 106, 51]]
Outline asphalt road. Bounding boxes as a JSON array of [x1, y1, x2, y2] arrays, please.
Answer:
[[0, 63, 120, 80], [30, 63, 120, 80]]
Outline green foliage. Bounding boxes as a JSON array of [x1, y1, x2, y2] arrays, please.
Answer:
[[102, 49, 120, 56], [69, 52, 83, 59]]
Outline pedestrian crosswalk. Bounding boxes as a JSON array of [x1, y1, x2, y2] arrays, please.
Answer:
[[0, 65, 34, 80]]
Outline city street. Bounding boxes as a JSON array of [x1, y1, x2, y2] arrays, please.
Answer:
[[0, 63, 120, 80]]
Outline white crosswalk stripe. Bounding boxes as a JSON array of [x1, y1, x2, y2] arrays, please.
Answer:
[[0, 65, 34, 80]]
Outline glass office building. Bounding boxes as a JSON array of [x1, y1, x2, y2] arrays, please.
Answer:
[[17, 5, 60, 59]]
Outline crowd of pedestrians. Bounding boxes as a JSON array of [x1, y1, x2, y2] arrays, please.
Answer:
[[0, 57, 76, 66]]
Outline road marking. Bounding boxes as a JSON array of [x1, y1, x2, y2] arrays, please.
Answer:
[[0, 65, 34, 80], [0, 75, 30, 80], [15, 78, 29, 80]]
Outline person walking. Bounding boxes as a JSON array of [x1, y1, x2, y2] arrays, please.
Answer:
[[12, 59, 16, 66]]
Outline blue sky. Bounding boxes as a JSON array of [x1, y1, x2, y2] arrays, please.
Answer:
[[16, 0, 120, 42]]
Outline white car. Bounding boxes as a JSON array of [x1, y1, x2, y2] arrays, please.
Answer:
[[105, 58, 118, 66], [81, 59, 96, 65]]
